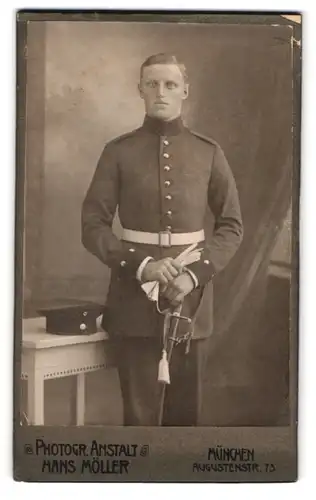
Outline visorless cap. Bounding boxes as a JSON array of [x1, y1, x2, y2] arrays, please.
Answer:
[[37, 299, 104, 335]]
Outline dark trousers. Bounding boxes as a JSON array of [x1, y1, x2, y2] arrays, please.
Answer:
[[112, 337, 210, 426]]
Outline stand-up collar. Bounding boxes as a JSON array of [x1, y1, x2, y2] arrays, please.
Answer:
[[142, 115, 184, 136]]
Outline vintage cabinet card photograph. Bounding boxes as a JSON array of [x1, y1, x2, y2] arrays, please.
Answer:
[[14, 11, 301, 482]]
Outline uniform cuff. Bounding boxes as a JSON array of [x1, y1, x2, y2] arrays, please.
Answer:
[[117, 246, 151, 278], [186, 256, 216, 286], [136, 256, 154, 282]]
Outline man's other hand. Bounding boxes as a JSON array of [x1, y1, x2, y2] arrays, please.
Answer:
[[162, 272, 195, 306]]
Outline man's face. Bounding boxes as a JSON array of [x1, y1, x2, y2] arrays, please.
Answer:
[[139, 63, 189, 121]]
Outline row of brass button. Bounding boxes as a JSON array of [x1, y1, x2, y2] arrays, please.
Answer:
[[162, 138, 173, 228]]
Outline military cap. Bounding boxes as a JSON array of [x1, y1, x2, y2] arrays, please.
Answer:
[[37, 299, 104, 335]]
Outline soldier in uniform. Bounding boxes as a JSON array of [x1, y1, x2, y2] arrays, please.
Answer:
[[81, 53, 243, 426]]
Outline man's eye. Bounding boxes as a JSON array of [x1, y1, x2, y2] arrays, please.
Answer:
[[146, 81, 157, 88], [166, 81, 177, 89]]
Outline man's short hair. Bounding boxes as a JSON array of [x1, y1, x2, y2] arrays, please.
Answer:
[[140, 53, 188, 83]]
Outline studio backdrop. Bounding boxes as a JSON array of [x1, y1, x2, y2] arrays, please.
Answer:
[[23, 21, 293, 425]]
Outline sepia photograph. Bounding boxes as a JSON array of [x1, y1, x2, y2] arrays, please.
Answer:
[[14, 11, 300, 482]]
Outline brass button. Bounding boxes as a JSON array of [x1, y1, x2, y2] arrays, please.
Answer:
[[163, 140, 169, 146], [163, 153, 170, 159], [204, 259, 210, 265], [83, 311, 88, 317], [164, 180, 171, 187], [166, 225, 172, 231], [120, 260, 127, 267], [164, 165, 171, 171], [129, 248, 135, 253], [165, 194, 172, 200], [80, 323, 87, 332], [166, 210, 172, 216]]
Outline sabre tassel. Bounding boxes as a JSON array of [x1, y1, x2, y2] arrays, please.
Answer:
[[158, 311, 172, 384], [158, 349, 170, 384]]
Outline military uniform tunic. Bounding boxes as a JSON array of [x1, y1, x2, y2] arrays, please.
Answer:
[[81, 115, 243, 425]]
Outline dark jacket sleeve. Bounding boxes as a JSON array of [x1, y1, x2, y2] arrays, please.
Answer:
[[186, 144, 243, 286], [81, 143, 149, 277]]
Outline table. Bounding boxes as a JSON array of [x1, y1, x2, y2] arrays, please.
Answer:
[[21, 317, 110, 426]]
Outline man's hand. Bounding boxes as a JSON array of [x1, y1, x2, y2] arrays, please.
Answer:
[[142, 257, 182, 285], [162, 272, 195, 306]]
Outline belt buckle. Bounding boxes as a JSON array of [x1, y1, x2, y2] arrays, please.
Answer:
[[159, 230, 172, 247]]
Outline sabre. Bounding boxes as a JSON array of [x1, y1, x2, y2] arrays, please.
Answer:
[[157, 302, 184, 426], [140, 243, 200, 425]]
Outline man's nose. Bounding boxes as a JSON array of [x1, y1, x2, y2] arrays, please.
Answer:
[[156, 82, 165, 97]]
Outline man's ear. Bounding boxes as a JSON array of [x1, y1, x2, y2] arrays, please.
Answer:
[[182, 83, 189, 100], [138, 82, 144, 99]]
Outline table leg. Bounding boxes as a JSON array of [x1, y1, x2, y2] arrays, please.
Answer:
[[70, 373, 85, 426], [27, 372, 44, 425], [76, 373, 85, 426]]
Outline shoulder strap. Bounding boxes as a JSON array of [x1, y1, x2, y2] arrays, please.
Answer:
[[110, 127, 141, 145], [189, 130, 219, 147]]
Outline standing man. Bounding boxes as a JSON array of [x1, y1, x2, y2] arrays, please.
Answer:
[[81, 53, 243, 426]]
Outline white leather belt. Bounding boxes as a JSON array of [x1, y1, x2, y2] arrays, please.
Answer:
[[122, 228, 205, 247]]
